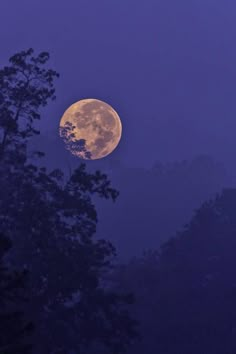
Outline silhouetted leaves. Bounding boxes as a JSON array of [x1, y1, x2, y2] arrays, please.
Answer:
[[0, 49, 138, 354], [59, 121, 92, 159], [0, 48, 59, 161]]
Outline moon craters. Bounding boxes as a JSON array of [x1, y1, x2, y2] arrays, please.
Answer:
[[59, 99, 122, 160]]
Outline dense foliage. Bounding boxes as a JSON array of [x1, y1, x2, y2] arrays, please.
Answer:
[[0, 233, 33, 354], [0, 48, 138, 354]]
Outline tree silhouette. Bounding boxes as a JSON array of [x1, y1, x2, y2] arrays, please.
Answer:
[[0, 233, 33, 354], [0, 49, 138, 354], [59, 121, 92, 159], [0, 48, 59, 163]]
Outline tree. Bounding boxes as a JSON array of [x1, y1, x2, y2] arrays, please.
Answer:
[[0, 48, 58, 164], [0, 233, 33, 354], [0, 49, 138, 353]]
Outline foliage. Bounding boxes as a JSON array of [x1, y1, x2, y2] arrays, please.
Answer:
[[0, 48, 59, 164], [59, 121, 92, 159], [0, 233, 33, 354], [0, 49, 138, 354]]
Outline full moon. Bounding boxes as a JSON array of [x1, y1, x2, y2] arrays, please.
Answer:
[[59, 98, 122, 160]]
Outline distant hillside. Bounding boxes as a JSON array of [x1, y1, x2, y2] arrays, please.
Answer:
[[30, 133, 231, 260]]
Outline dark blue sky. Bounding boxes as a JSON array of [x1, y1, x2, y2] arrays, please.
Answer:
[[1, 0, 236, 168]]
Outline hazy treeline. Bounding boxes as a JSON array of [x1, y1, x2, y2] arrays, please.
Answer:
[[112, 188, 236, 354], [31, 132, 230, 259]]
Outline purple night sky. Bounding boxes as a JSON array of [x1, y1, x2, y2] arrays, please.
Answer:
[[1, 0, 236, 169]]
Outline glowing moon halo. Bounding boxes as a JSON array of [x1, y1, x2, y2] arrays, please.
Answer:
[[59, 99, 122, 160]]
